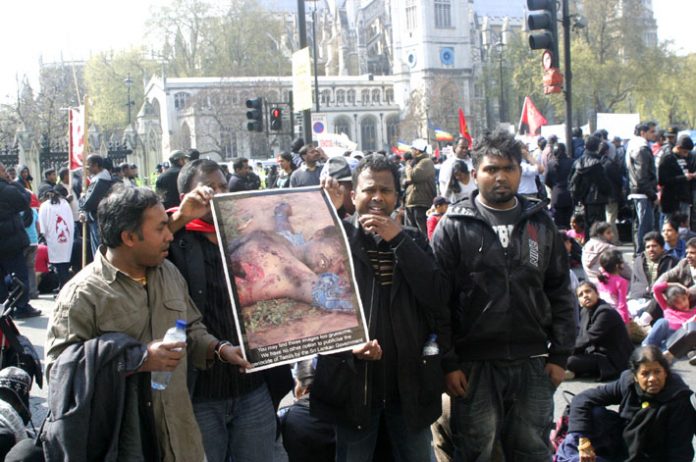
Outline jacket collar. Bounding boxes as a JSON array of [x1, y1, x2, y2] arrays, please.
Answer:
[[446, 190, 546, 223], [94, 246, 156, 285]]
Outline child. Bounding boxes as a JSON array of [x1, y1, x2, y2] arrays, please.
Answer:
[[643, 281, 696, 350], [596, 249, 630, 324], [566, 213, 586, 245], [426, 196, 449, 240]]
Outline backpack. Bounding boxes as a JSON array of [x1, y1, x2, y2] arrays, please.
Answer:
[[550, 390, 575, 458]]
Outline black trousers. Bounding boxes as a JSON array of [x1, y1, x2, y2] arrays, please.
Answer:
[[405, 206, 428, 239]]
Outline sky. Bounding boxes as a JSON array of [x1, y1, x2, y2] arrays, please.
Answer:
[[0, 0, 694, 103]]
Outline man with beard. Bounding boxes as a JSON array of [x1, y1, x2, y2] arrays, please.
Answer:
[[431, 129, 576, 461], [313, 154, 449, 461]]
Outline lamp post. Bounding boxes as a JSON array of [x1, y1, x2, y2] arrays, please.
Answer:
[[124, 74, 134, 126], [296, 0, 312, 143], [494, 42, 505, 124], [307, 0, 321, 113]]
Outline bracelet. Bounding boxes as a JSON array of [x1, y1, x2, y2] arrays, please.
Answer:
[[214, 341, 233, 363]]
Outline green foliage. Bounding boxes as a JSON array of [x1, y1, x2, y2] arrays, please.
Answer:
[[147, 0, 289, 78], [83, 48, 158, 130]]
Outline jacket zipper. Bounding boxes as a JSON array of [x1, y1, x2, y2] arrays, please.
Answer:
[[364, 278, 376, 407]]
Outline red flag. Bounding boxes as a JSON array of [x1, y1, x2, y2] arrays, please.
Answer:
[[518, 96, 547, 136], [458, 108, 473, 146], [69, 106, 85, 170]]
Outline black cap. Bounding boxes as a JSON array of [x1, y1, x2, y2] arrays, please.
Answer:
[[666, 126, 679, 137]]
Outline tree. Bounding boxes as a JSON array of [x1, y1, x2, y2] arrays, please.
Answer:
[[83, 48, 159, 131]]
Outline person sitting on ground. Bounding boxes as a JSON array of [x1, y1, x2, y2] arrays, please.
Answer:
[[566, 213, 586, 245], [566, 281, 634, 382], [279, 359, 335, 462], [628, 231, 678, 319], [582, 221, 631, 284], [426, 196, 449, 241], [642, 281, 696, 352], [555, 346, 695, 462], [662, 216, 686, 260], [596, 249, 630, 324]]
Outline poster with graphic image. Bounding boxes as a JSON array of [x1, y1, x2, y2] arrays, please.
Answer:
[[211, 186, 368, 371]]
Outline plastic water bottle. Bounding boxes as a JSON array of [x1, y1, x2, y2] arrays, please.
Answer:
[[151, 319, 187, 391], [422, 334, 439, 356]]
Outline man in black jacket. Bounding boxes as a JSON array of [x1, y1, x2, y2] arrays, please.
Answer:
[[568, 135, 611, 231], [0, 162, 40, 318], [167, 159, 288, 462], [312, 154, 449, 462], [155, 150, 186, 209], [658, 134, 695, 221], [431, 129, 576, 461], [627, 121, 658, 253]]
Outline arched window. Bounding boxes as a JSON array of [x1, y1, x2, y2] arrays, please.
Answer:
[[336, 89, 345, 105], [321, 89, 331, 105], [386, 114, 400, 147], [435, 0, 452, 28], [174, 92, 191, 111], [361, 89, 370, 105], [347, 89, 356, 104], [360, 116, 378, 151], [334, 116, 352, 137], [372, 89, 381, 104], [385, 89, 394, 104]]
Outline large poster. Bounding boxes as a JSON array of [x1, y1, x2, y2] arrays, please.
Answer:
[[211, 187, 368, 371]]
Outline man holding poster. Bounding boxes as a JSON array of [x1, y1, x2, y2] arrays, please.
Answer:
[[312, 154, 449, 462], [167, 159, 290, 462]]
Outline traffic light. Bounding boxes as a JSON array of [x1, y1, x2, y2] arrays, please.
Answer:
[[270, 107, 282, 131], [246, 97, 263, 132], [527, 0, 559, 68]]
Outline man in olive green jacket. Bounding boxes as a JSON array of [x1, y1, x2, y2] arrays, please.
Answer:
[[46, 185, 249, 461], [404, 139, 436, 237]]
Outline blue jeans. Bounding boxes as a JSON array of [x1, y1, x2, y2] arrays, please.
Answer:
[[633, 198, 655, 254], [193, 383, 277, 462], [335, 404, 433, 462], [451, 358, 555, 462], [88, 220, 100, 259], [642, 318, 674, 349]]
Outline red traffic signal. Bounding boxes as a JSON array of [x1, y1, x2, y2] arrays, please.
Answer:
[[270, 107, 282, 131]]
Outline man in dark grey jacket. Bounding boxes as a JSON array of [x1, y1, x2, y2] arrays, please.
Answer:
[[431, 130, 576, 461], [626, 121, 658, 253]]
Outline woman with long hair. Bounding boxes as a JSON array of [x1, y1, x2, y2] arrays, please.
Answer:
[[276, 152, 296, 188], [445, 160, 475, 203]]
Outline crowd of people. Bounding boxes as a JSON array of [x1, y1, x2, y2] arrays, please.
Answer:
[[0, 124, 694, 461]]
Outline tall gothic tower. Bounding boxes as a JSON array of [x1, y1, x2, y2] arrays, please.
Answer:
[[389, 0, 475, 137]]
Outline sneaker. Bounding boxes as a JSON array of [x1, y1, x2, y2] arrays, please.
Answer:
[[688, 350, 696, 366], [11, 306, 42, 319], [564, 370, 576, 381]]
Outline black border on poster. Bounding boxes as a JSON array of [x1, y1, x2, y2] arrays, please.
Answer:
[[211, 186, 369, 372]]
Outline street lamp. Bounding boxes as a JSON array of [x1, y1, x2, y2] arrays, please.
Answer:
[[306, 0, 321, 113], [124, 74, 134, 126], [495, 42, 505, 124]]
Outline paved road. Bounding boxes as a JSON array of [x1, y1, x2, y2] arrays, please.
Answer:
[[17, 247, 696, 431]]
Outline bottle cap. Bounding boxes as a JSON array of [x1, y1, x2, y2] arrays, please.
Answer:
[[175, 319, 187, 329]]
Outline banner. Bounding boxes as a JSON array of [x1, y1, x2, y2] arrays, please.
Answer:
[[211, 187, 368, 371], [434, 129, 454, 142], [68, 106, 86, 170], [458, 108, 473, 146], [518, 96, 548, 136], [292, 48, 312, 112]]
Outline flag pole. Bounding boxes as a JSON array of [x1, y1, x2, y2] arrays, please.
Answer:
[[81, 97, 89, 268]]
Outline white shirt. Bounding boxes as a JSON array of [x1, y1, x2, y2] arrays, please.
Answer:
[[38, 198, 74, 263], [438, 155, 473, 195]]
